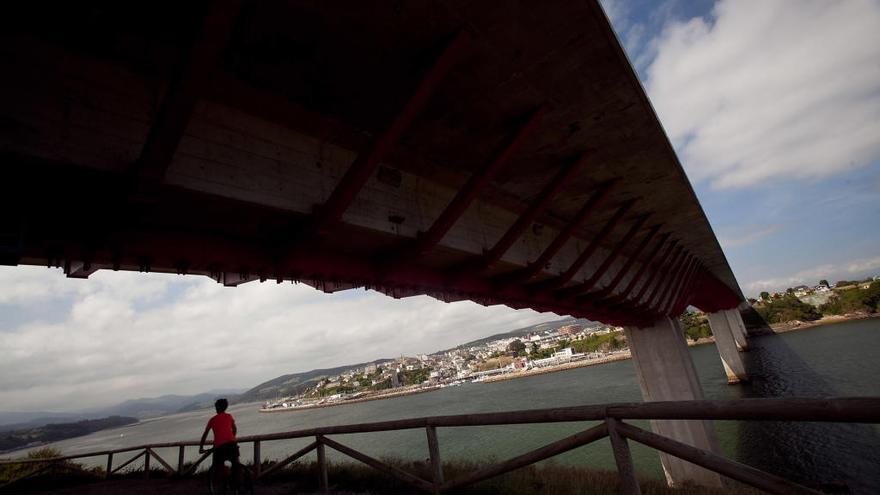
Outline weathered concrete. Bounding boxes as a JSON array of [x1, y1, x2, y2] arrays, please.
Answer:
[[624, 317, 724, 488], [726, 308, 750, 351], [707, 311, 749, 384]]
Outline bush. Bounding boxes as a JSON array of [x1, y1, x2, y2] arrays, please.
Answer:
[[679, 311, 711, 341], [820, 282, 880, 315], [755, 294, 822, 323]]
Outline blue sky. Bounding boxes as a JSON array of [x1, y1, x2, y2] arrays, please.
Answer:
[[601, 0, 880, 295], [1, 0, 878, 411]]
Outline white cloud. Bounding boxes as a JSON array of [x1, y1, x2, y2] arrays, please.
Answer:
[[0, 267, 555, 411], [647, 0, 880, 189], [717, 224, 782, 248], [745, 255, 880, 294]]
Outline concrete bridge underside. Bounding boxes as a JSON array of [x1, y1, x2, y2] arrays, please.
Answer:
[[0, 0, 754, 487]]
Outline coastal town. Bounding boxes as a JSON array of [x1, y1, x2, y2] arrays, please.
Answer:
[[261, 275, 880, 412], [260, 321, 629, 411]]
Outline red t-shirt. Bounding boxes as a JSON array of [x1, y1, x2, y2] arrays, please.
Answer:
[[207, 412, 236, 446]]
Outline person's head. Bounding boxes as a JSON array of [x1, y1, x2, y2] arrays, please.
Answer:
[[215, 398, 229, 413]]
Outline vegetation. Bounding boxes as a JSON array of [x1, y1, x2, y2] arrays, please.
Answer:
[[833, 280, 860, 288], [474, 356, 514, 371], [755, 294, 822, 324], [401, 367, 431, 385], [1, 454, 759, 495], [507, 339, 527, 357], [820, 281, 880, 315], [570, 332, 626, 354], [0, 416, 137, 453], [679, 311, 712, 341]]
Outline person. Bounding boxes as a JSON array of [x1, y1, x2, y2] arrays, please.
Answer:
[[199, 398, 240, 483]]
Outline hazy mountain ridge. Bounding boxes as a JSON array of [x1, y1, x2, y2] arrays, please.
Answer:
[[237, 359, 394, 403], [441, 317, 594, 351], [1, 389, 246, 430], [238, 318, 595, 403], [0, 416, 138, 453]]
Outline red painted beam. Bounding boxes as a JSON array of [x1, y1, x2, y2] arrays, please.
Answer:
[[552, 213, 649, 300], [643, 249, 688, 310], [593, 224, 661, 297], [670, 264, 705, 316], [569, 223, 661, 303], [593, 232, 670, 307], [553, 200, 635, 287], [630, 243, 682, 307], [659, 257, 694, 314], [415, 105, 548, 254], [498, 180, 618, 285], [135, 0, 247, 184], [480, 153, 589, 267], [657, 255, 695, 314], [688, 270, 742, 313], [313, 31, 471, 232], [666, 260, 701, 315]]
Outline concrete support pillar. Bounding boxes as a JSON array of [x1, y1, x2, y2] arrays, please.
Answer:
[[624, 317, 724, 488], [725, 308, 749, 351], [707, 311, 749, 384]]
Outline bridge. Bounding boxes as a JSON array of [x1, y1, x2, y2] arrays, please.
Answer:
[[0, 0, 806, 488]]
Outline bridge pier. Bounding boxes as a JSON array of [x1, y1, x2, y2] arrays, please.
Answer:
[[729, 307, 750, 351], [707, 310, 749, 384], [624, 317, 724, 488]]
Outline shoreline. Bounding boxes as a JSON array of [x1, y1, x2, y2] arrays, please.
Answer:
[[766, 312, 879, 334], [258, 384, 443, 413], [481, 337, 717, 384], [257, 313, 876, 411]]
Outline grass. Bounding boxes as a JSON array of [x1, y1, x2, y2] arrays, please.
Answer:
[[1, 449, 761, 494]]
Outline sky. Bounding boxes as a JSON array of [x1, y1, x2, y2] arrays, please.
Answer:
[[1, 0, 879, 412]]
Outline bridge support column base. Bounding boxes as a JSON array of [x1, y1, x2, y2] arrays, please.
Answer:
[[624, 317, 724, 488], [707, 311, 749, 384]]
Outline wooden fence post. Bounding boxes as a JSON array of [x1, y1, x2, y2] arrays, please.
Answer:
[[177, 446, 185, 474], [254, 441, 261, 477], [607, 418, 640, 495], [143, 449, 151, 479], [317, 436, 329, 493], [105, 453, 113, 479], [426, 426, 444, 492]]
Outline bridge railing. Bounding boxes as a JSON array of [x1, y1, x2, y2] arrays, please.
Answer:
[[2, 397, 879, 494]]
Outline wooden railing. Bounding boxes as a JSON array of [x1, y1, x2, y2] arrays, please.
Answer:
[[2, 397, 879, 494]]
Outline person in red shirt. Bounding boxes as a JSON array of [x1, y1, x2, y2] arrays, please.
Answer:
[[199, 399, 240, 476]]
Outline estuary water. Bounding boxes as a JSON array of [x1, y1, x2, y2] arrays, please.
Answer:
[[13, 318, 880, 492]]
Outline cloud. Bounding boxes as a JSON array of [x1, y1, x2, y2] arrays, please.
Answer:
[[0, 267, 556, 412], [646, 0, 880, 189], [717, 224, 782, 248], [745, 254, 880, 294]]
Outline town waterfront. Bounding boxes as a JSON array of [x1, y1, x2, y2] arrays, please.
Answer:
[[14, 318, 880, 492]]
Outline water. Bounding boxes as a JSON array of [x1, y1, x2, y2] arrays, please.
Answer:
[[10, 319, 880, 492]]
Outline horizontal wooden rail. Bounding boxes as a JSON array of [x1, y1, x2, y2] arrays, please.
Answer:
[[440, 422, 608, 491], [615, 421, 821, 495], [1, 397, 878, 494]]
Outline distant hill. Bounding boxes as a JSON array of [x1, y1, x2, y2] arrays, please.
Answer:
[[439, 317, 595, 352], [0, 412, 85, 432], [1, 389, 248, 432], [86, 389, 246, 419], [0, 416, 138, 453], [237, 360, 393, 403]]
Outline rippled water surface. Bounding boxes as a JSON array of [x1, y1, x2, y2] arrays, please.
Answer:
[[14, 318, 880, 492]]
